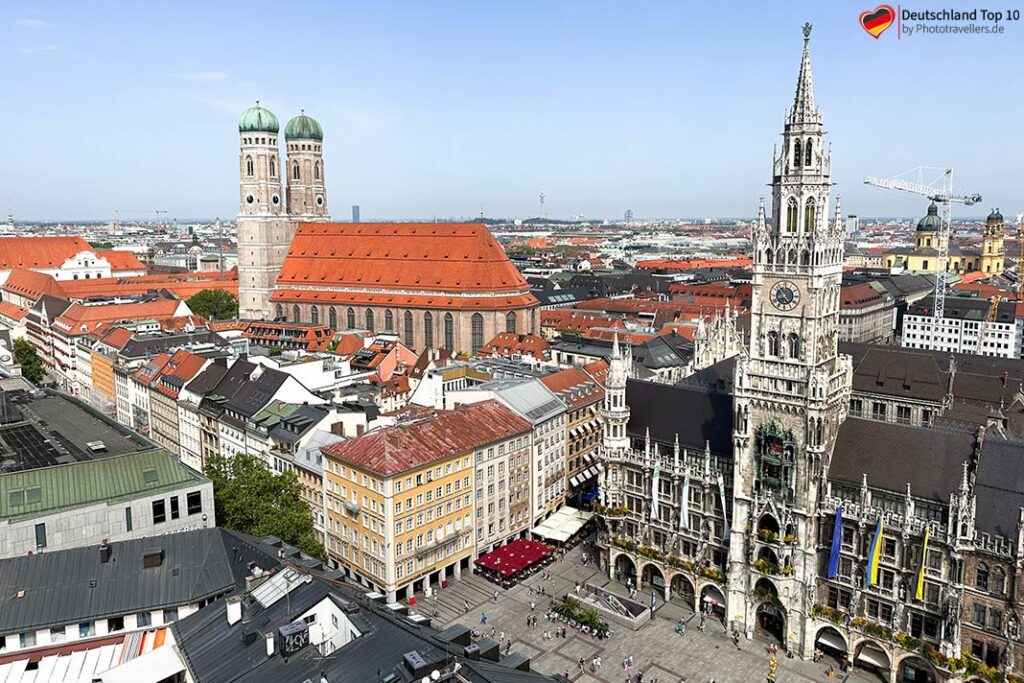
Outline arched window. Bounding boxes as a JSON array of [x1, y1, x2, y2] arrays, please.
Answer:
[[292, 305, 301, 323], [314, 161, 321, 180], [424, 311, 434, 348], [310, 306, 319, 325], [993, 567, 1006, 595], [269, 157, 276, 177], [292, 162, 300, 180], [786, 198, 798, 233], [767, 331, 779, 356], [471, 313, 484, 352], [805, 198, 816, 232], [804, 138, 813, 167], [384, 309, 394, 332], [765, 249, 774, 264], [365, 309, 375, 331], [976, 563, 990, 591], [443, 313, 454, 349], [245, 155, 254, 176], [275, 304, 283, 321], [404, 311, 414, 347], [346, 307, 356, 329], [788, 333, 800, 358], [328, 306, 337, 330], [506, 311, 517, 333], [794, 139, 802, 168], [801, 249, 810, 266]]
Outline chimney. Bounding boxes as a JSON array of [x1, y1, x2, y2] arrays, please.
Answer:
[[99, 543, 111, 563], [226, 596, 243, 626]]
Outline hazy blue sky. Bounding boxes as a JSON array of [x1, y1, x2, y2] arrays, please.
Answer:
[[2, 2, 1019, 221]]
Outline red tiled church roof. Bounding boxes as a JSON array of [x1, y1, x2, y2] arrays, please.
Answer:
[[274, 223, 537, 307], [0, 237, 93, 270], [96, 250, 145, 272], [3, 268, 68, 300]]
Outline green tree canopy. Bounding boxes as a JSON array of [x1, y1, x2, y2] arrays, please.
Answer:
[[186, 289, 238, 320], [204, 453, 326, 561], [13, 339, 44, 383]]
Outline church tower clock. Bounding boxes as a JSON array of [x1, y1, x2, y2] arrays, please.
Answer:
[[727, 24, 852, 655]]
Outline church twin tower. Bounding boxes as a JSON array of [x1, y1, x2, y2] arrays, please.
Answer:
[[236, 104, 330, 320]]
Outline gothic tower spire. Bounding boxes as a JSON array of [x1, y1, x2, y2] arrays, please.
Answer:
[[789, 23, 819, 127]]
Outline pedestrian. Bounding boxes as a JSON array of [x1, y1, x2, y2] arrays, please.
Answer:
[[595, 656, 602, 670], [464, 599, 470, 614], [480, 611, 487, 625], [531, 600, 536, 611], [499, 631, 504, 643], [579, 657, 586, 673], [493, 589, 499, 603]]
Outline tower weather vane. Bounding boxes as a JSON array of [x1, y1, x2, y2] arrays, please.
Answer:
[[803, 22, 812, 41]]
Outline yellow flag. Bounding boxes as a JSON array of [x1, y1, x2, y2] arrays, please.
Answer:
[[915, 525, 930, 601]]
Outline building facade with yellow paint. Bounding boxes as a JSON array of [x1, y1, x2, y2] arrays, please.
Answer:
[[876, 203, 1005, 276], [321, 400, 532, 602]]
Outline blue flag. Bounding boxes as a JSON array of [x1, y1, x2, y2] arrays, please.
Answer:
[[827, 504, 843, 578]]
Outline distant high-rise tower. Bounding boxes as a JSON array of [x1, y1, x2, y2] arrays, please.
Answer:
[[845, 214, 859, 234], [624, 209, 633, 224], [284, 111, 329, 220], [236, 103, 293, 320], [352, 205, 360, 223]]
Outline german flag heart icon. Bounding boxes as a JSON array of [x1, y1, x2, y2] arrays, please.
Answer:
[[860, 5, 895, 38]]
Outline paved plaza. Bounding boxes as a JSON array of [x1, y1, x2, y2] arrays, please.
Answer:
[[415, 541, 884, 683]]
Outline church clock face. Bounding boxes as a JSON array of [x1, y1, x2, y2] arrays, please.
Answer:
[[770, 280, 801, 311]]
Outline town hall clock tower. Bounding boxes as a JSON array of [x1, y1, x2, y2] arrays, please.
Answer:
[[727, 24, 853, 655]]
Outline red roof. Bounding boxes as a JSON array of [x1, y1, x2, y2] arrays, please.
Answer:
[[321, 400, 531, 476], [3, 268, 67, 301], [0, 301, 29, 322], [59, 273, 238, 300], [97, 250, 145, 272], [153, 349, 208, 398], [274, 222, 537, 307], [635, 256, 752, 271], [96, 326, 134, 351], [840, 283, 885, 309], [479, 332, 550, 361], [270, 289, 535, 311], [0, 237, 93, 270], [52, 298, 184, 337], [539, 366, 604, 409]]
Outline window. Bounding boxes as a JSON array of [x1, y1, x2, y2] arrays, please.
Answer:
[[137, 612, 152, 627], [275, 304, 284, 321], [443, 313, 454, 349], [973, 604, 987, 626], [471, 313, 484, 352], [269, 157, 276, 176], [992, 567, 1006, 595], [788, 333, 800, 358], [384, 309, 394, 332], [329, 306, 338, 330], [850, 399, 863, 417], [347, 307, 356, 329], [767, 331, 779, 356], [152, 499, 166, 524], [404, 311, 414, 347], [424, 312, 434, 348], [804, 198, 816, 232], [804, 138, 813, 167], [872, 402, 886, 420], [245, 155, 253, 176], [293, 305, 301, 323], [163, 608, 178, 623], [292, 162, 300, 180], [793, 138, 802, 168], [365, 309, 375, 331], [49, 626, 65, 643], [311, 306, 319, 325], [314, 161, 321, 180], [506, 311, 516, 333], [125, 507, 133, 531], [107, 617, 125, 632], [896, 406, 911, 424], [786, 198, 798, 233], [170, 496, 180, 520], [187, 491, 202, 515], [34, 522, 46, 549], [976, 563, 989, 591], [79, 623, 93, 638]]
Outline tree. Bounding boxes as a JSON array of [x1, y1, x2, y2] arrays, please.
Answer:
[[186, 289, 238, 320], [13, 339, 44, 383], [204, 453, 326, 561]]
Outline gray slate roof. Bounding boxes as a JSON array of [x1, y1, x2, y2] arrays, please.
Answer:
[[0, 528, 277, 634]]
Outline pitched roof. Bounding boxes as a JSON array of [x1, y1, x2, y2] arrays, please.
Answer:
[[0, 449, 206, 521], [830, 417, 975, 501], [96, 250, 145, 271], [976, 433, 1024, 539], [0, 528, 259, 634], [625, 376, 733, 452], [52, 297, 185, 337], [539, 366, 604, 409], [321, 400, 531, 476], [274, 222, 537, 304], [2, 268, 67, 301], [0, 236, 93, 270], [0, 301, 28, 322]]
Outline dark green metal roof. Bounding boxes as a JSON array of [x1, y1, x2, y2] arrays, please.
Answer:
[[916, 201, 942, 232], [0, 449, 206, 520], [285, 112, 323, 141], [238, 103, 279, 133]]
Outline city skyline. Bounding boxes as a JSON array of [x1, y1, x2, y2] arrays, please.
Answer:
[[2, 2, 1019, 221]]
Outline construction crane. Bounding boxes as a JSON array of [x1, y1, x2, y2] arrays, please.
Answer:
[[864, 167, 982, 327], [975, 295, 1003, 355], [114, 209, 168, 229]]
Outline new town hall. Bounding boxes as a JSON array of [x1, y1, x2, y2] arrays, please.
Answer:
[[598, 26, 1024, 683]]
